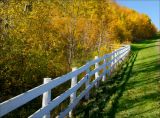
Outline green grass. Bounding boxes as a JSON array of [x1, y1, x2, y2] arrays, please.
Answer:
[[74, 38, 160, 118]]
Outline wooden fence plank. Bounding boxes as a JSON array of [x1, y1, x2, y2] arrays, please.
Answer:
[[29, 76, 88, 118]]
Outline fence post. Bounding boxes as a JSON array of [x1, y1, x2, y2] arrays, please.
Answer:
[[122, 47, 126, 61], [114, 51, 117, 70], [117, 50, 119, 65], [85, 67, 90, 100], [106, 57, 110, 78], [116, 51, 118, 68], [119, 49, 122, 64], [102, 58, 106, 82], [110, 52, 114, 75], [120, 49, 123, 63], [69, 67, 77, 117], [95, 56, 99, 88], [42, 78, 51, 118]]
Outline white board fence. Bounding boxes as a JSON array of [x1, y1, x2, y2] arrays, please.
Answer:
[[0, 45, 130, 118]]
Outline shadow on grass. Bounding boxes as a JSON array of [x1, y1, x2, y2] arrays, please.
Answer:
[[103, 51, 138, 118], [74, 51, 138, 118], [74, 38, 160, 118], [131, 44, 155, 51], [132, 35, 160, 44], [117, 91, 160, 113], [131, 106, 160, 116], [131, 38, 160, 51]]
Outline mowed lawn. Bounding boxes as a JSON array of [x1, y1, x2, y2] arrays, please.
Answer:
[[115, 38, 160, 118], [75, 38, 160, 118]]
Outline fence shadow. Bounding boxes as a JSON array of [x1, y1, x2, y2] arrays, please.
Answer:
[[74, 38, 160, 118], [74, 51, 138, 118], [104, 52, 138, 118]]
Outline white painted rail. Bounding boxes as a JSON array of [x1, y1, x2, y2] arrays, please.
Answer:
[[0, 45, 130, 118]]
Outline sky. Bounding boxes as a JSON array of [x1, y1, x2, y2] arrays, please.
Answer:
[[115, 0, 160, 31]]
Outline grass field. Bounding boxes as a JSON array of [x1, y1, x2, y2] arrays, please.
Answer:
[[74, 37, 160, 118]]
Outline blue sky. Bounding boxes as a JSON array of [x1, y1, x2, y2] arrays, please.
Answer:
[[115, 0, 160, 31]]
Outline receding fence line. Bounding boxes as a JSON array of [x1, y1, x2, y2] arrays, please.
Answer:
[[0, 45, 130, 118]]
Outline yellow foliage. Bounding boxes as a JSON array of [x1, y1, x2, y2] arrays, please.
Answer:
[[0, 0, 157, 111]]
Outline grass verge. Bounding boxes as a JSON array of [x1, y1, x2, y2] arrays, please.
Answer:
[[74, 38, 160, 118]]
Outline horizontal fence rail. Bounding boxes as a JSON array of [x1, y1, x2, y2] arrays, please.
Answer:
[[0, 45, 131, 118]]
